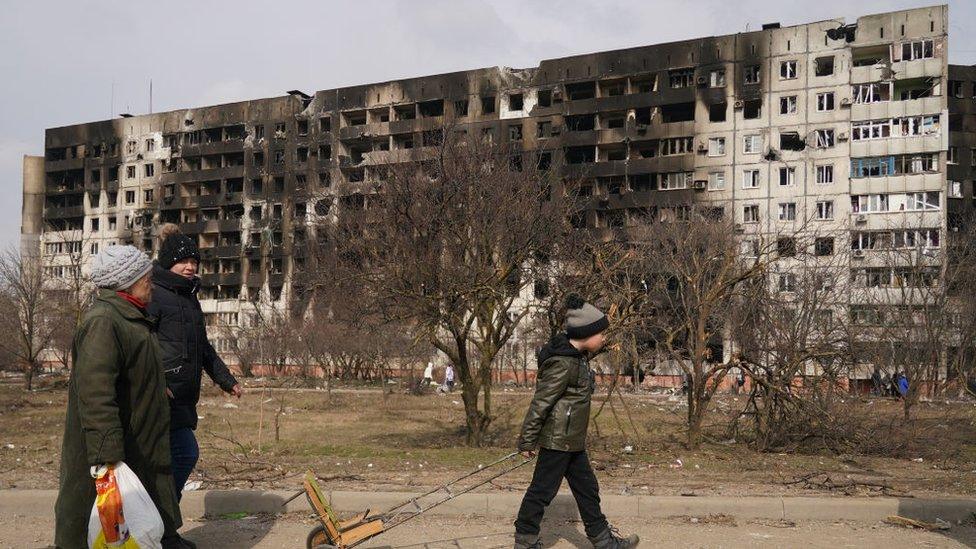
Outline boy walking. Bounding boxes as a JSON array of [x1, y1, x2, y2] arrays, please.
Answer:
[[514, 296, 639, 548]]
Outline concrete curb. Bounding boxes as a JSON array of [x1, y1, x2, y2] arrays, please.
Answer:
[[4, 489, 975, 524]]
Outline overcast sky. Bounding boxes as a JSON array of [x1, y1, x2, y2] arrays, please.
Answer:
[[1, 0, 973, 250]]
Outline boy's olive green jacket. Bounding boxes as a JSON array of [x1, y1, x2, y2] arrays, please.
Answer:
[[517, 334, 596, 452]]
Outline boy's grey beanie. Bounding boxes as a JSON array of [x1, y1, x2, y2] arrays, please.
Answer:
[[564, 294, 609, 340], [90, 245, 153, 290]]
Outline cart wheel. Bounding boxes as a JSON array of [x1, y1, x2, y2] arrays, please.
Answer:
[[306, 525, 337, 549]]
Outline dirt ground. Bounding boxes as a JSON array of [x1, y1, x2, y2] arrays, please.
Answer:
[[3, 513, 976, 549], [3, 376, 976, 499]]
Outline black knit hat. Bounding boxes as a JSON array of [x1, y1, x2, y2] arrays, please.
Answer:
[[157, 224, 200, 269], [564, 294, 609, 340]]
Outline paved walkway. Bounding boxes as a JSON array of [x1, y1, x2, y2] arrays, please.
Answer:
[[4, 513, 976, 548]]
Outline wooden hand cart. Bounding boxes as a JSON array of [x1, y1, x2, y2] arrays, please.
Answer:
[[300, 452, 534, 549]]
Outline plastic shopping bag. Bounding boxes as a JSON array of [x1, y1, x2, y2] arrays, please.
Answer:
[[87, 462, 164, 549]]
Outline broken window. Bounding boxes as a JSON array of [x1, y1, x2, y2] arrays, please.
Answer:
[[603, 112, 626, 129], [418, 100, 444, 117], [536, 89, 552, 107], [744, 64, 761, 84], [565, 81, 596, 100], [659, 172, 691, 190], [565, 114, 596, 132], [297, 147, 308, 163], [274, 150, 285, 165], [660, 137, 693, 156], [779, 132, 805, 151], [778, 202, 796, 221], [536, 152, 552, 171], [126, 165, 136, 179], [633, 141, 657, 158], [537, 120, 553, 138], [631, 75, 657, 93], [780, 60, 797, 79], [777, 237, 797, 257], [599, 80, 626, 96], [707, 137, 725, 157], [319, 117, 331, 132], [709, 102, 727, 122], [709, 69, 726, 87], [898, 39, 934, 61], [480, 96, 496, 114], [743, 134, 761, 154], [508, 124, 523, 141], [565, 146, 595, 164], [743, 99, 762, 119], [816, 164, 834, 184], [508, 93, 524, 111], [816, 201, 834, 220], [815, 129, 835, 148], [253, 151, 264, 166], [253, 125, 265, 140], [297, 119, 308, 136], [273, 176, 285, 192], [144, 163, 154, 177], [661, 102, 695, 123], [780, 95, 797, 114], [778, 273, 797, 293], [853, 82, 889, 104], [275, 122, 287, 137], [816, 92, 835, 111], [814, 56, 835, 76], [125, 190, 135, 204], [668, 67, 695, 88], [144, 189, 154, 203], [778, 167, 796, 186], [454, 99, 469, 117], [145, 138, 155, 152], [742, 170, 760, 189], [743, 204, 760, 223]]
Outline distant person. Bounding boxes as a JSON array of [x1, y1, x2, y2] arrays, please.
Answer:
[[735, 369, 746, 395], [881, 373, 892, 397], [896, 373, 910, 398], [871, 368, 883, 396], [514, 295, 638, 548], [422, 362, 434, 387], [890, 372, 901, 398], [444, 364, 455, 392], [55, 245, 185, 549], [148, 224, 241, 505]]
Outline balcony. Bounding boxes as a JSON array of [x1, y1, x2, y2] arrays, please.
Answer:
[[851, 96, 944, 121]]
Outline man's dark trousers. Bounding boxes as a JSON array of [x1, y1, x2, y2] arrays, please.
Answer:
[[515, 448, 608, 538]]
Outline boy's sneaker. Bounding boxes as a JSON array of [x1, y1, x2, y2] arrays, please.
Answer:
[[588, 526, 639, 548], [514, 532, 542, 548]]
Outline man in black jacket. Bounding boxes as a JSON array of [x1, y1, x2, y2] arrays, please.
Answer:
[[148, 224, 242, 501]]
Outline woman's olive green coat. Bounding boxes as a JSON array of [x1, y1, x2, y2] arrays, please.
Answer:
[[54, 290, 181, 548]]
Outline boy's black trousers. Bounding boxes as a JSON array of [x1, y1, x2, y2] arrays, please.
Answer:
[[514, 448, 609, 538]]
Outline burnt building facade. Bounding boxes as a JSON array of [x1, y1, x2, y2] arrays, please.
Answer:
[[24, 5, 974, 361]]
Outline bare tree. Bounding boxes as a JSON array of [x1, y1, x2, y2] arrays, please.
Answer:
[[313, 132, 573, 445], [851, 214, 976, 419], [633, 209, 770, 449], [0, 248, 60, 390], [732, 228, 853, 451]]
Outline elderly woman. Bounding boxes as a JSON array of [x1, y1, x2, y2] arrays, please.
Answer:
[[148, 224, 242, 501], [55, 245, 187, 548]]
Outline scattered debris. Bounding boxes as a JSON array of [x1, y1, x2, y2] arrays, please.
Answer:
[[183, 480, 202, 491], [885, 515, 951, 530]]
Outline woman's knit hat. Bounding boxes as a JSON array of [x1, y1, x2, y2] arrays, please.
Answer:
[[564, 294, 609, 340], [157, 223, 200, 269], [90, 245, 153, 290]]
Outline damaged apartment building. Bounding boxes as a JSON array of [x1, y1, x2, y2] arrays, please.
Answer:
[[23, 4, 976, 373]]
